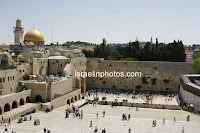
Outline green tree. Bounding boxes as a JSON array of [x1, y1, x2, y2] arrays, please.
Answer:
[[143, 42, 151, 61], [109, 50, 123, 60], [193, 50, 200, 68], [23, 73, 30, 80]]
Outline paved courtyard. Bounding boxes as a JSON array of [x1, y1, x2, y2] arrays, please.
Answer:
[[0, 103, 200, 133], [87, 93, 179, 105]]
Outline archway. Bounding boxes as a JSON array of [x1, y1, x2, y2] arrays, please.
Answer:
[[67, 99, 70, 105], [26, 96, 30, 103], [19, 98, 24, 106], [78, 94, 81, 100], [71, 97, 74, 103], [12, 101, 18, 109], [4, 103, 10, 112], [0, 107, 2, 115], [75, 96, 77, 101], [35, 95, 42, 102]]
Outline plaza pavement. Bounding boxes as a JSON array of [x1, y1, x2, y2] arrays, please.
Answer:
[[0, 103, 199, 133]]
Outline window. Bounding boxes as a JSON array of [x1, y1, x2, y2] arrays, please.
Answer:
[[10, 87, 12, 92], [8, 77, 9, 81], [23, 70, 24, 72], [60, 64, 62, 67], [0, 78, 2, 83], [3, 77, 5, 82], [19, 70, 21, 73], [13, 76, 14, 80]]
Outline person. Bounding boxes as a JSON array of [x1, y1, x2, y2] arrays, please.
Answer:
[[89, 120, 92, 127], [136, 103, 138, 111], [102, 128, 106, 133], [44, 127, 46, 133], [128, 128, 131, 133], [94, 126, 98, 132], [30, 114, 32, 120], [163, 117, 165, 124], [5, 125, 7, 132], [152, 120, 155, 127], [47, 128, 50, 133], [174, 117, 176, 124], [103, 111, 105, 117], [128, 114, 130, 120], [187, 115, 190, 121], [8, 118, 11, 125], [181, 127, 184, 133], [81, 110, 83, 120], [96, 113, 98, 119]]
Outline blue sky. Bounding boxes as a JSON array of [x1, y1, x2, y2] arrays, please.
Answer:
[[0, 0, 200, 45]]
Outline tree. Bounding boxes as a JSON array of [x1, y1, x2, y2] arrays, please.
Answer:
[[82, 49, 94, 58], [109, 50, 123, 60], [143, 42, 152, 61], [23, 73, 30, 80], [193, 50, 200, 68]]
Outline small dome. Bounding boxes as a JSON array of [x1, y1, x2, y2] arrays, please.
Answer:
[[24, 29, 44, 42]]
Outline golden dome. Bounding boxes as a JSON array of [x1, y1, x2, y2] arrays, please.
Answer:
[[24, 29, 44, 42]]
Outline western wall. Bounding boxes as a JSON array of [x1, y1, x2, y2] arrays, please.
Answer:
[[86, 58, 199, 92]]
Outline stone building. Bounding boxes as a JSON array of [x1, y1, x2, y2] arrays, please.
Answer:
[[180, 74, 200, 112]]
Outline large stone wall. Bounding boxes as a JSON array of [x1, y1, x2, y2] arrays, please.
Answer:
[[87, 58, 198, 92], [50, 77, 73, 99], [47, 89, 81, 109]]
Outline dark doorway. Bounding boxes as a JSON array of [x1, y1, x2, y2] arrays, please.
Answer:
[[19, 98, 24, 106], [4, 103, 10, 112], [35, 95, 42, 102], [26, 96, 30, 103], [12, 101, 18, 109]]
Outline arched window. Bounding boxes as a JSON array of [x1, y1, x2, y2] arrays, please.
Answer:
[[7, 77, 9, 81], [0, 78, 2, 83]]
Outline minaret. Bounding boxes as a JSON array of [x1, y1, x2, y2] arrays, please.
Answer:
[[151, 37, 153, 44], [13, 19, 24, 43]]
